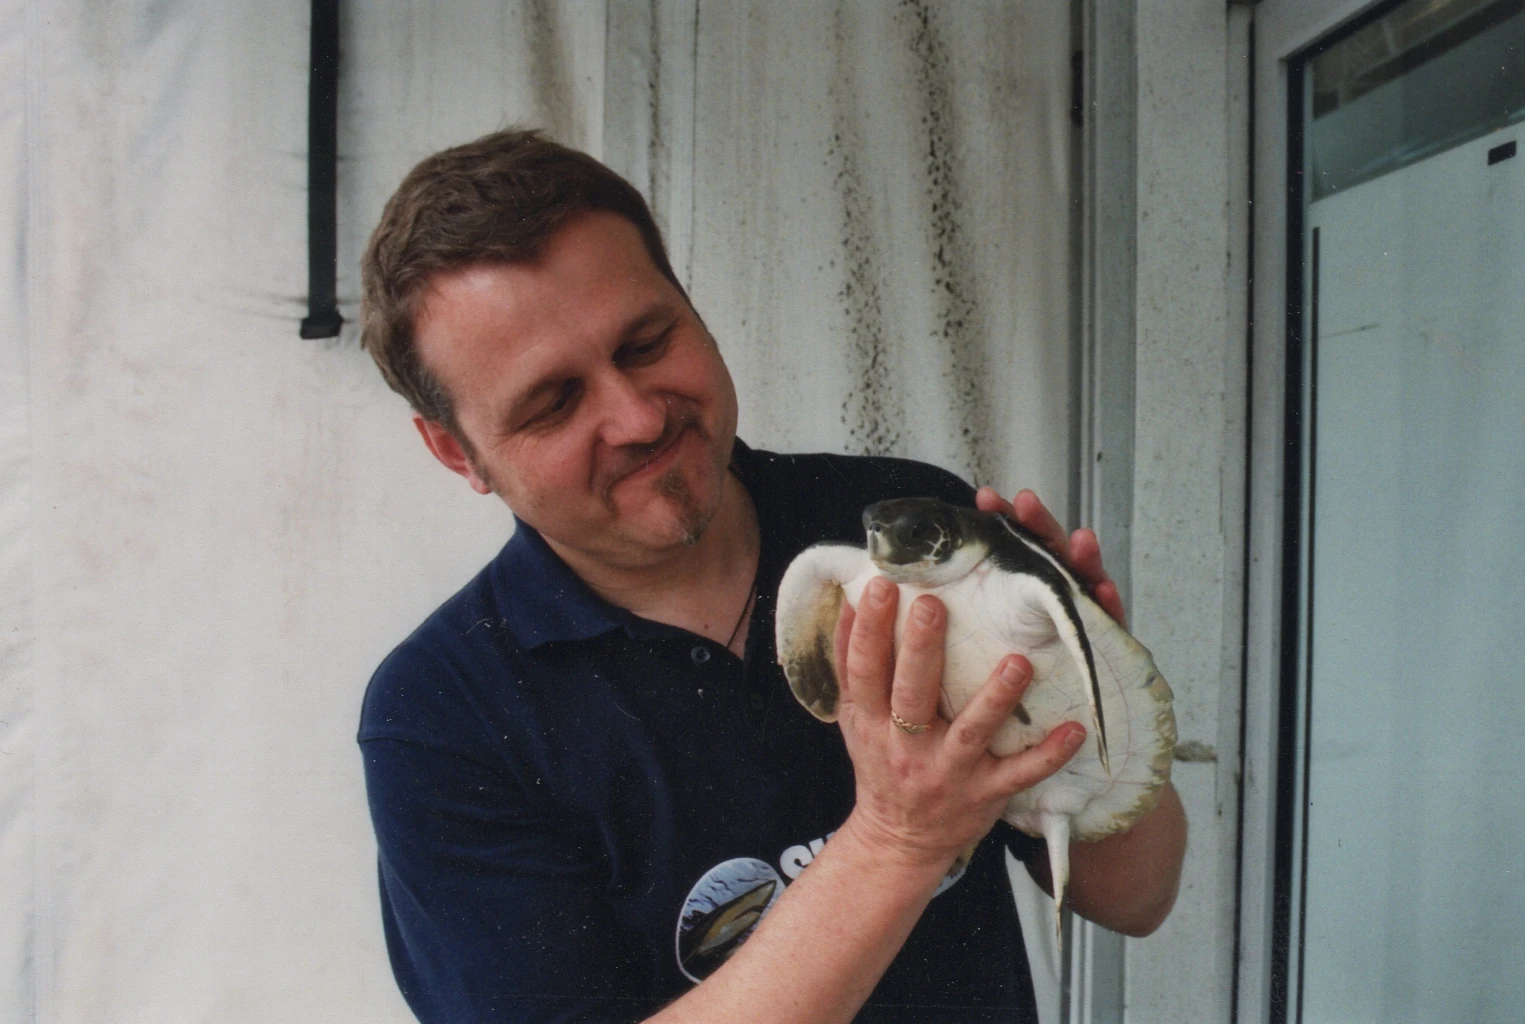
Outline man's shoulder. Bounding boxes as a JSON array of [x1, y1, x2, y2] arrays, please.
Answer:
[[358, 550, 522, 747]]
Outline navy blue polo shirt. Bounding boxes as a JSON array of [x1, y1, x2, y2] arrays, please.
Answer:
[[360, 441, 1043, 1023]]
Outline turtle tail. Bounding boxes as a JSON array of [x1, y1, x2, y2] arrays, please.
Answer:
[[1041, 811, 1072, 951]]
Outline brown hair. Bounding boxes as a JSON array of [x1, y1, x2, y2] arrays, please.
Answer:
[[359, 128, 681, 430]]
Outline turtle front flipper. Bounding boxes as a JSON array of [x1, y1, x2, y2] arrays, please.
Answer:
[[1001, 573, 1111, 776], [775, 544, 873, 722], [1040, 587, 1110, 776], [986, 518, 1111, 776]]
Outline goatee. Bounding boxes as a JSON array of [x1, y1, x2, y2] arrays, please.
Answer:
[[656, 468, 710, 547]]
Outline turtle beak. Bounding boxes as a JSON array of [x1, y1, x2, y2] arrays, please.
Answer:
[[863, 500, 951, 565], [863, 504, 914, 565], [863, 515, 893, 564], [862, 504, 886, 536]]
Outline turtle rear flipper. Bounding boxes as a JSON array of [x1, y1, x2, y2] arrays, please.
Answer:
[[775, 544, 870, 722]]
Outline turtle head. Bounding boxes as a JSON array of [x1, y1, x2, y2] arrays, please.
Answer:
[[862, 498, 991, 585]]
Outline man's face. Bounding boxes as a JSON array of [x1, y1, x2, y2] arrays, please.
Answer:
[[413, 212, 740, 570]]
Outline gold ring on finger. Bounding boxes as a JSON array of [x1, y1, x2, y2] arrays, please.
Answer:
[[890, 710, 930, 735]]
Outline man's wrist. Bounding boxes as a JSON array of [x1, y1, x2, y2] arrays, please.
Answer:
[[828, 809, 965, 888]]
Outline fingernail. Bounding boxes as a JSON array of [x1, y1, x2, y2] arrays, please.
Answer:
[[913, 599, 937, 625], [867, 578, 893, 606], [1065, 726, 1086, 748], [1000, 657, 1027, 684]]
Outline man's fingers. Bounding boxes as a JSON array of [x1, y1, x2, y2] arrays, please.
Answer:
[[889, 595, 946, 732], [1067, 527, 1127, 624], [975, 486, 1015, 519], [1093, 580, 1128, 628], [980, 486, 1067, 564], [987, 722, 1087, 797], [988, 489, 1130, 626], [833, 601, 856, 696], [943, 655, 1033, 766], [844, 576, 898, 717], [1066, 527, 1106, 584], [1014, 490, 1070, 562]]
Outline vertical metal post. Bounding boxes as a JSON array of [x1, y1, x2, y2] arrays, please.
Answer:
[[1069, 0, 1135, 1015]]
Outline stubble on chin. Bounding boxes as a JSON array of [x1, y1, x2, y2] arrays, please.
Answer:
[[655, 468, 710, 547]]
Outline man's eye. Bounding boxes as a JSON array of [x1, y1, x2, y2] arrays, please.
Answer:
[[528, 381, 580, 426], [616, 330, 671, 366]]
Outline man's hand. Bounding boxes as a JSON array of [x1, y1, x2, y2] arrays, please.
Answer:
[[828, 577, 1086, 871], [976, 487, 1127, 627]]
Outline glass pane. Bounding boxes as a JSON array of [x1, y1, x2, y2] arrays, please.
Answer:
[[1307, 0, 1525, 199], [1292, 2, 1525, 1022]]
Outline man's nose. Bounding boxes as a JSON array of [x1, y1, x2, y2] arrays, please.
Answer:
[[595, 370, 667, 447]]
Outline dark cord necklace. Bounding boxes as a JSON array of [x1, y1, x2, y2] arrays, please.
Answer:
[[725, 569, 758, 655]]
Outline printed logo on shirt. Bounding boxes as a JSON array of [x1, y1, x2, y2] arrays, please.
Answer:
[[674, 858, 783, 983], [673, 833, 969, 983]]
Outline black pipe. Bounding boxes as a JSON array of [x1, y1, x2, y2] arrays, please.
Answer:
[[300, 0, 343, 339]]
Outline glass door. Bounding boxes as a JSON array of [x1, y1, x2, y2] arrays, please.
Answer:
[[1278, 1, 1525, 1021]]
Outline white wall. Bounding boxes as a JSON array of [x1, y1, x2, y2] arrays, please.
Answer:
[[6, 3, 604, 1021], [1118, 2, 1251, 1021], [1, 0, 35, 1014]]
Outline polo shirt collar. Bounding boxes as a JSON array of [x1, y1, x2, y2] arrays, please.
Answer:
[[495, 438, 770, 650], [496, 520, 622, 649]]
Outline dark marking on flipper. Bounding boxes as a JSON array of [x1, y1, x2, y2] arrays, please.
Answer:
[[788, 633, 839, 720], [948, 841, 978, 879], [781, 585, 844, 721], [1013, 703, 1031, 726]]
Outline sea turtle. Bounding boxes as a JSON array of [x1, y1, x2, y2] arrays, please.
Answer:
[[775, 497, 1176, 939]]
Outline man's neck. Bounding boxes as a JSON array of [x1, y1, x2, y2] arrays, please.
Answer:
[[547, 471, 761, 648]]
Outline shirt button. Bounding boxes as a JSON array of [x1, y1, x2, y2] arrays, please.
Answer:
[[690, 646, 712, 665], [749, 693, 765, 711]]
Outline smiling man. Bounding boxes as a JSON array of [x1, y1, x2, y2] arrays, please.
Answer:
[[358, 130, 1185, 1024]]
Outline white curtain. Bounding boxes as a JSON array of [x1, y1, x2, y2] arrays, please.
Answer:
[[0, 2, 1071, 1019]]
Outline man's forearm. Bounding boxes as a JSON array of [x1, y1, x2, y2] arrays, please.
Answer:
[[1043, 781, 1187, 937], [647, 810, 951, 1024]]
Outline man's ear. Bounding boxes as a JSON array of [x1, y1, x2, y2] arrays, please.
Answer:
[[414, 415, 493, 495]]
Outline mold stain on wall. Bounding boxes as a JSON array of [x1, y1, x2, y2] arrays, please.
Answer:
[[829, 3, 905, 458], [896, 0, 994, 486], [526, 0, 576, 145], [644, 5, 669, 226]]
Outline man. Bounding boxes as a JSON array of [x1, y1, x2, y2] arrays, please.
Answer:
[[358, 129, 1185, 1024]]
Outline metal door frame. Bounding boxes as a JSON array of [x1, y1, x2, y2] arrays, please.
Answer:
[[1239, 2, 1396, 1021]]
